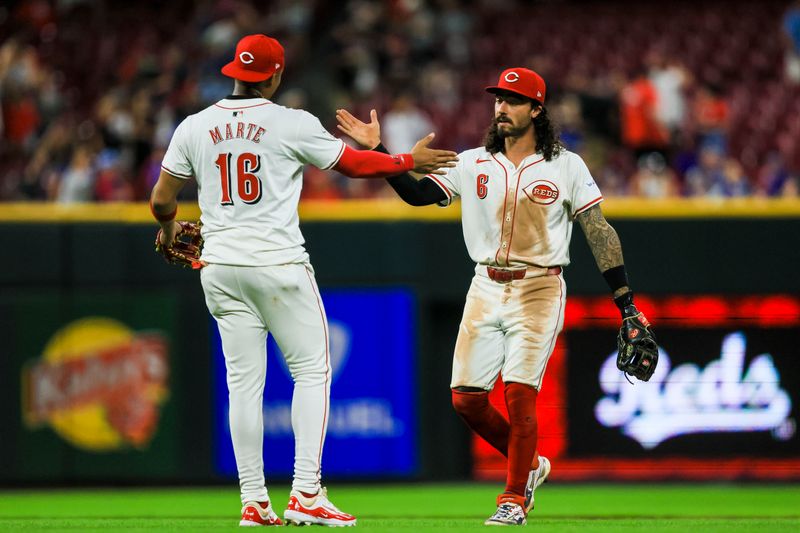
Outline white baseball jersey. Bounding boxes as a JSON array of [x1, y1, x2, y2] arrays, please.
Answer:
[[161, 96, 346, 266], [427, 148, 603, 268]]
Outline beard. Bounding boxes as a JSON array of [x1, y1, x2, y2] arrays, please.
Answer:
[[484, 116, 534, 154], [493, 117, 531, 139]]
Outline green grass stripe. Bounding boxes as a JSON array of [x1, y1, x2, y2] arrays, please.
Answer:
[[0, 484, 798, 532]]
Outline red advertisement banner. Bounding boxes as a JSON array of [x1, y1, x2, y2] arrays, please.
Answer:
[[472, 295, 800, 481]]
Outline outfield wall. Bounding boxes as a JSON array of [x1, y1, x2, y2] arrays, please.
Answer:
[[1, 199, 798, 484]]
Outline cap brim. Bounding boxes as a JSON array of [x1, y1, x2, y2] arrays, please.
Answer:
[[486, 85, 526, 97], [485, 86, 542, 104], [221, 61, 275, 83]]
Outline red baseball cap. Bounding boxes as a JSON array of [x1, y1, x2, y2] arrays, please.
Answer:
[[221, 34, 285, 83], [486, 68, 546, 104]]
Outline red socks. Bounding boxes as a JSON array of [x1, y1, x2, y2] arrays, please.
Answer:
[[503, 382, 538, 498], [451, 382, 539, 500], [451, 389, 510, 454]]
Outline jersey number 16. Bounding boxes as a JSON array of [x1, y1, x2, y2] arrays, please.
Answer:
[[215, 152, 263, 205]]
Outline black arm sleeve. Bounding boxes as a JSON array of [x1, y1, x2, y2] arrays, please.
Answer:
[[375, 143, 448, 206]]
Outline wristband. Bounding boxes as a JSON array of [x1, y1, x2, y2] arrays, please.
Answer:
[[376, 143, 413, 171], [613, 290, 634, 311], [397, 153, 414, 171], [150, 200, 177, 222], [602, 264, 629, 293]]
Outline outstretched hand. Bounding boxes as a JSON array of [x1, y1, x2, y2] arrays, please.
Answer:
[[410, 133, 458, 175], [336, 108, 381, 149]]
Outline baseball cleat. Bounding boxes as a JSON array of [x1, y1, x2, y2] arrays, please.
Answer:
[[524, 455, 551, 513], [485, 502, 527, 526], [284, 487, 356, 527], [240, 501, 283, 527]]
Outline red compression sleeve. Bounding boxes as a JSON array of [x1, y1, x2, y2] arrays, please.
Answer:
[[333, 145, 414, 179]]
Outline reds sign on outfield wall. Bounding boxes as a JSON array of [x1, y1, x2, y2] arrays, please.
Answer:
[[473, 295, 800, 481]]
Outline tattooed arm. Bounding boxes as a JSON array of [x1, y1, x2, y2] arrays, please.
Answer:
[[577, 205, 658, 381], [576, 204, 630, 299]]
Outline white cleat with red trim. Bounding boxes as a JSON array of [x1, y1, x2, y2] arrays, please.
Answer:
[[240, 501, 283, 527], [284, 487, 356, 527]]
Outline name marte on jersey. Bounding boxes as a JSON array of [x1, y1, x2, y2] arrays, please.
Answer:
[[209, 122, 266, 145]]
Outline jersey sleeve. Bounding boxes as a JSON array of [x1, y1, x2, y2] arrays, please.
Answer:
[[161, 118, 194, 179], [290, 111, 347, 170], [567, 152, 603, 217], [424, 155, 464, 207]]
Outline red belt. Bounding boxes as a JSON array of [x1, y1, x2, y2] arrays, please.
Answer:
[[486, 266, 561, 283]]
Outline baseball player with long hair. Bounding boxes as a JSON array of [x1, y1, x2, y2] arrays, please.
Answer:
[[150, 34, 457, 527], [336, 67, 657, 526]]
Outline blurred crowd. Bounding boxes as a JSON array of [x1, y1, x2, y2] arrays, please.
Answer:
[[1, 0, 799, 203]]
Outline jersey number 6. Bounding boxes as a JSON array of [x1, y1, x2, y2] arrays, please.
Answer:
[[215, 152, 263, 205], [476, 173, 489, 199]]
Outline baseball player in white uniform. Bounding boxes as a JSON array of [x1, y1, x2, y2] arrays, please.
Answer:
[[336, 67, 653, 526], [149, 34, 457, 527]]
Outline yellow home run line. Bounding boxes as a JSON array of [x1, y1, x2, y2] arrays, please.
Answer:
[[0, 198, 799, 223]]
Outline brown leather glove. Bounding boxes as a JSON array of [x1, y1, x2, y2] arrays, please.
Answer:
[[155, 221, 204, 269]]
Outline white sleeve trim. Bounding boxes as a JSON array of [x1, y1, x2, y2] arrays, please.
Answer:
[[161, 164, 193, 180], [322, 140, 347, 170]]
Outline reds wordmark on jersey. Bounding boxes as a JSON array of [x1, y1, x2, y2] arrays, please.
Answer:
[[427, 148, 603, 269], [161, 97, 346, 266]]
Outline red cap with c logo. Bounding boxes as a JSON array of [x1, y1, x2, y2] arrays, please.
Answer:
[[486, 68, 546, 104], [221, 34, 285, 83]]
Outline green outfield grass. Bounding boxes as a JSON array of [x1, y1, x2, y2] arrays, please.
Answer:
[[0, 484, 798, 531]]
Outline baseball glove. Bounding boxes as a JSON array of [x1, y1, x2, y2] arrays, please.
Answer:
[[616, 304, 658, 382], [155, 221, 204, 269]]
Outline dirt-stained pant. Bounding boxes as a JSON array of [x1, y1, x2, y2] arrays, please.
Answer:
[[451, 269, 566, 390], [201, 262, 330, 504]]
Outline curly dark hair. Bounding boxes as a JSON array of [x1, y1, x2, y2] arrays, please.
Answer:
[[483, 104, 564, 161]]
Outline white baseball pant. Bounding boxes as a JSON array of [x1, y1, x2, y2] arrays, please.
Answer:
[[200, 262, 331, 503], [451, 269, 566, 391]]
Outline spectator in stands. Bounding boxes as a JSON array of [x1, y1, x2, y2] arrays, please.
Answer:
[[684, 144, 726, 197], [56, 145, 95, 203], [783, 175, 799, 197], [1, 69, 41, 149], [382, 93, 435, 153], [629, 152, 680, 198], [757, 152, 795, 196], [783, 1, 800, 83], [438, 0, 473, 66], [692, 83, 729, 151], [0, 0, 797, 202], [619, 67, 669, 159], [594, 166, 628, 197], [551, 94, 585, 152], [93, 149, 133, 202], [589, 148, 631, 197], [716, 159, 751, 197], [23, 119, 72, 199], [648, 52, 691, 142], [419, 64, 461, 112]]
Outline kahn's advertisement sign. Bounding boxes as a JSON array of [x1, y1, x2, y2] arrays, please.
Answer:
[[21, 317, 170, 452], [213, 288, 417, 477], [3, 290, 205, 482]]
